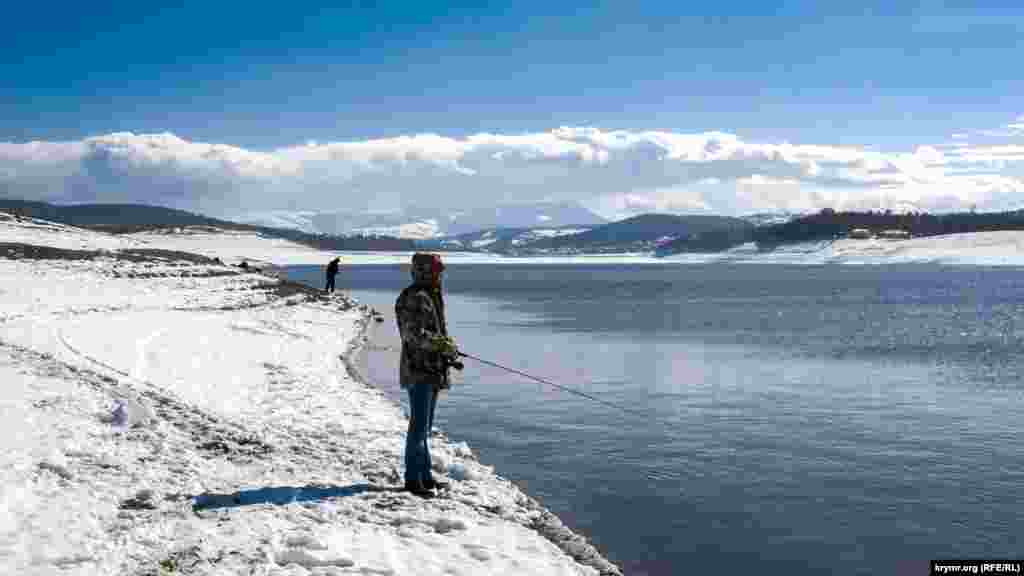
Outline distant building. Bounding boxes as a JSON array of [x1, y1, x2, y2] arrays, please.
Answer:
[[878, 229, 910, 240], [848, 228, 872, 239]]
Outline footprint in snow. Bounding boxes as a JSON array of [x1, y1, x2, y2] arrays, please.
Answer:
[[274, 533, 354, 569], [462, 543, 492, 562], [432, 517, 469, 534]]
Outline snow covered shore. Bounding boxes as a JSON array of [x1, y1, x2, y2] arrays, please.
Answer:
[[23, 218, 1018, 267], [660, 232, 1024, 266], [0, 214, 619, 576]]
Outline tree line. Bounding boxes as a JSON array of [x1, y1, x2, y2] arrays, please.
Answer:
[[660, 208, 1024, 254], [753, 208, 1024, 245]]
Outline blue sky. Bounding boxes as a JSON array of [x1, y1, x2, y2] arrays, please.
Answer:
[[1, 1, 1023, 221], [4, 1, 1021, 148]]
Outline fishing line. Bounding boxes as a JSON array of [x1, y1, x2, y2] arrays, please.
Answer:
[[456, 351, 650, 419]]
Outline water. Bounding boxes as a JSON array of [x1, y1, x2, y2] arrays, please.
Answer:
[[286, 263, 1024, 575]]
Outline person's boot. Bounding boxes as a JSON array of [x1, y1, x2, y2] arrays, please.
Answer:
[[404, 479, 434, 498], [423, 478, 449, 491]]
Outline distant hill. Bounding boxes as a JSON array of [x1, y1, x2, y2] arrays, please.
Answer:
[[236, 201, 606, 239], [443, 201, 607, 236], [653, 208, 1024, 256], [656, 226, 757, 254], [0, 200, 229, 228], [739, 211, 802, 227], [415, 225, 595, 252], [0, 200, 415, 251], [513, 213, 753, 254], [751, 208, 1024, 246]]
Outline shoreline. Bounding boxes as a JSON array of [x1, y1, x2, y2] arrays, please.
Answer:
[[0, 215, 624, 575], [340, 291, 623, 576]]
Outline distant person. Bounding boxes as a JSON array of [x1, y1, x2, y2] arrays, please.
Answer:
[[325, 257, 340, 293], [395, 253, 462, 496]]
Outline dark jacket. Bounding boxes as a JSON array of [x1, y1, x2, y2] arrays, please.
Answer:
[[395, 284, 449, 390], [326, 259, 339, 277]]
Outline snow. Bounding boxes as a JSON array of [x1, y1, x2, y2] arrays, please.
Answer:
[[7, 212, 1021, 269], [5, 215, 1019, 575], [523, 228, 591, 239], [0, 216, 614, 575], [470, 231, 497, 249], [824, 232, 1024, 266], [234, 211, 321, 234], [506, 228, 592, 246], [0, 213, 139, 252], [320, 232, 1024, 266], [126, 226, 332, 266], [660, 231, 1024, 266], [233, 213, 443, 240], [350, 220, 442, 240]]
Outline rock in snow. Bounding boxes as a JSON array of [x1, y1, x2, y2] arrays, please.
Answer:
[[0, 216, 619, 576], [105, 396, 155, 429]]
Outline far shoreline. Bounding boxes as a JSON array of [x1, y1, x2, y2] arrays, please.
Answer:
[[286, 229, 1024, 268]]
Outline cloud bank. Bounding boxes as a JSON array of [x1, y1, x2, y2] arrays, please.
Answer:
[[2, 124, 1023, 221]]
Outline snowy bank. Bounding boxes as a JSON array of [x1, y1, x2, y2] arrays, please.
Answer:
[[0, 215, 619, 575], [660, 231, 1024, 266], [18, 214, 1017, 268], [127, 226, 333, 267], [290, 230, 1024, 266]]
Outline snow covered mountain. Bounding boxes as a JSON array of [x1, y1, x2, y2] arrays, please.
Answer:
[[235, 211, 439, 239], [348, 220, 442, 240], [442, 202, 607, 236], [739, 211, 803, 227], [508, 213, 754, 254], [419, 225, 595, 251], [236, 201, 606, 240], [232, 210, 321, 234]]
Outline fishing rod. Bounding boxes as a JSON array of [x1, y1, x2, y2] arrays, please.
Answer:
[[455, 351, 649, 419]]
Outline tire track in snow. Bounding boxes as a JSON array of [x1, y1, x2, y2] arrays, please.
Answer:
[[132, 327, 169, 384], [52, 308, 384, 478], [56, 326, 275, 463], [0, 338, 300, 575]]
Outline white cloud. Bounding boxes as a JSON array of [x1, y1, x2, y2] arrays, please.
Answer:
[[2, 125, 1023, 220], [978, 129, 1015, 138]]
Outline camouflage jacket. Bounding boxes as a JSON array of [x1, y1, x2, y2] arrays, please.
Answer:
[[395, 284, 449, 389]]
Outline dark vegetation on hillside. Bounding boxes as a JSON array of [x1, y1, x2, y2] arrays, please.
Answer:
[[416, 224, 603, 253], [754, 208, 1024, 244], [660, 208, 1024, 254], [7, 198, 1023, 256], [657, 226, 757, 253], [519, 214, 752, 252], [0, 200, 416, 251]]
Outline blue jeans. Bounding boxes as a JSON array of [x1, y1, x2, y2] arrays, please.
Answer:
[[405, 382, 438, 485]]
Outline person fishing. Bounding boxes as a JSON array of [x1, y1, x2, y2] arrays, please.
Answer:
[[325, 257, 340, 293], [395, 252, 462, 496]]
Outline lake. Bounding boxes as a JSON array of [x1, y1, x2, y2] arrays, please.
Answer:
[[285, 262, 1024, 575]]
